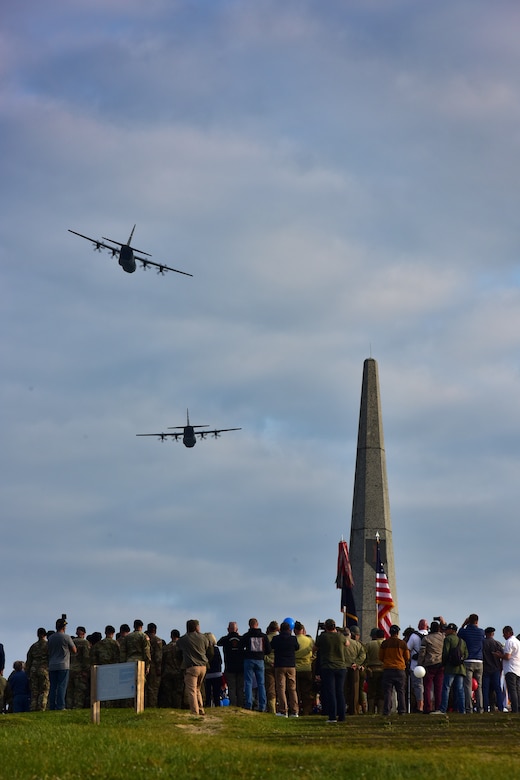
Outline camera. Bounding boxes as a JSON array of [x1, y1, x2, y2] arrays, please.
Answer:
[[433, 616, 441, 622]]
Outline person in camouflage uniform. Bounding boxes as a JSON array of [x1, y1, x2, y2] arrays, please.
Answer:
[[66, 626, 90, 709], [145, 623, 163, 708], [115, 624, 132, 708], [0, 670, 6, 713], [90, 626, 120, 709], [343, 626, 367, 716], [159, 629, 184, 708], [91, 626, 120, 667], [120, 619, 151, 672], [26, 627, 50, 711]]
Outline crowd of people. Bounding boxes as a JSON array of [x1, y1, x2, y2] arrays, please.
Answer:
[[0, 613, 519, 720]]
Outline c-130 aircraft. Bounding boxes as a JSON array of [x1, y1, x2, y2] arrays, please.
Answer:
[[68, 225, 193, 277], [137, 410, 241, 448]]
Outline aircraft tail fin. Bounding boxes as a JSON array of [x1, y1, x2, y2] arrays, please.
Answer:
[[128, 224, 136, 245]]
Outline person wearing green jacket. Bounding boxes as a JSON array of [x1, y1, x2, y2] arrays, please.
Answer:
[[432, 623, 468, 714]]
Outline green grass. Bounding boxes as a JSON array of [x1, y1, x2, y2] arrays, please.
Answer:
[[1, 708, 519, 779]]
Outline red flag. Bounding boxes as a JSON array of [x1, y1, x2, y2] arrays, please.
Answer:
[[336, 540, 354, 590], [376, 542, 394, 638]]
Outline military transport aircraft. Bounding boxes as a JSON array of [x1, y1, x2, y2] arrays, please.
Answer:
[[136, 410, 241, 448], [68, 225, 193, 277]]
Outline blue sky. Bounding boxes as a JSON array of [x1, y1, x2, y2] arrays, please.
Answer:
[[2, 0, 520, 666]]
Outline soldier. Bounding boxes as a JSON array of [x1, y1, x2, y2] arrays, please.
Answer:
[[159, 630, 184, 708], [0, 669, 6, 713], [66, 626, 90, 709], [364, 628, 385, 714], [120, 620, 151, 672], [116, 623, 132, 708], [91, 626, 120, 667], [344, 625, 366, 715], [26, 628, 50, 711], [145, 623, 163, 708], [90, 626, 120, 709]]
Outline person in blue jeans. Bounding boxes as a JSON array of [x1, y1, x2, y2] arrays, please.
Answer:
[[241, 618, 270, 711], [482, 627, 504, 712], [431, 623, 468, 714], [458, 614, 485, 713], [48, 618, 77, 711]]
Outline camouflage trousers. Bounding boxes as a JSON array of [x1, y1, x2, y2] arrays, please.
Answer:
[[145, 670, 161, 708], [159, 673, 185, 709], [30, 668, 50, 711], [66, 671, 90, 709]]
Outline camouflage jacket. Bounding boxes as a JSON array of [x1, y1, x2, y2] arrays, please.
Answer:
[[161, 641, 183, 676], [90, 637, 120, 666], [148, 635, 163, 676], [26, 639, 48, 675], [70, 637, 90, 672], [120, 630, 151, 669]]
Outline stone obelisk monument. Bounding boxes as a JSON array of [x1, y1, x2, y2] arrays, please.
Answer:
[[348, 358, 399, 640]]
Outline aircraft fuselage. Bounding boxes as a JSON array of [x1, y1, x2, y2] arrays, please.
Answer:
[[183, 426, 196, 448], [119, 245, 136, 273]]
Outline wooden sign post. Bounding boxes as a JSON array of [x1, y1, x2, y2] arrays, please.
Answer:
[[91, 661, 145, 724]]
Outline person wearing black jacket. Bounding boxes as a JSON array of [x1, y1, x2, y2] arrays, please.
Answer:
[[217, 622, 244, 707], [241, 618, 270, 712], [271, 621, 299, 717]]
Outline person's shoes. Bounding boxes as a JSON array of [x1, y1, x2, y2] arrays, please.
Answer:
[[326, 719, 337, 723], [275, 712, 288, 717], [429, 711, 444, 715], [289, 713, 299, 718]]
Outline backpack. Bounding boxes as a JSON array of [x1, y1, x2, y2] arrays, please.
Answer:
[[448, 638, 463, 666]]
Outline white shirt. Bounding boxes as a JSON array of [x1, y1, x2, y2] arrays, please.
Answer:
[[503, 635, 520, 676], [407, 630, 427, 670]]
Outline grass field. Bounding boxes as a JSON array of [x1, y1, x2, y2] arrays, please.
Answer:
[[1, 708, 519, 779]]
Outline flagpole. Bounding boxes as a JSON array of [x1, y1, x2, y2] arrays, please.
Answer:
[[375, 532, 380, 631]]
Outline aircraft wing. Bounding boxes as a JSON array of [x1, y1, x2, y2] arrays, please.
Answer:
[[136, 432, 183, 441], [68, 230, 118, 254], [135, 255, 193, 277], [196, 428, 242, 439]]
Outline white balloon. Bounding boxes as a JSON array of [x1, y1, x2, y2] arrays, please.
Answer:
[[413, 665, 426, 678]]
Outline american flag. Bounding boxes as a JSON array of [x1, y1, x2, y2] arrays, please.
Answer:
[[376, 541, 394, 638], [336, 540, 358, 627]]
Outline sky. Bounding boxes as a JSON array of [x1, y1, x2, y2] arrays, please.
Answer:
[[2, 0, 520, 668]]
